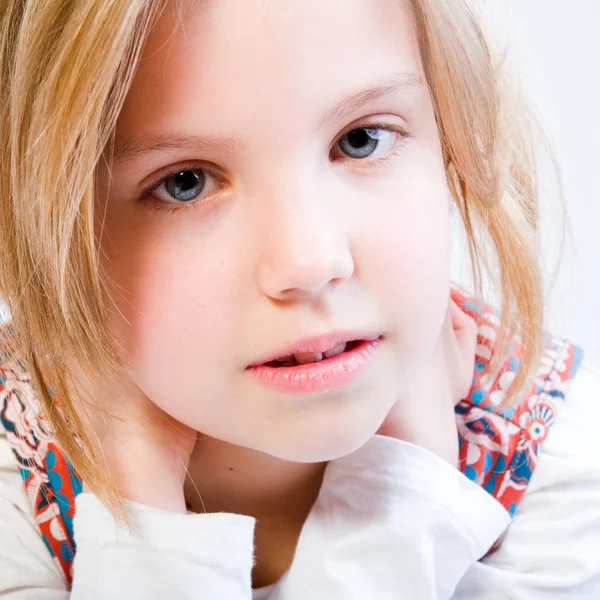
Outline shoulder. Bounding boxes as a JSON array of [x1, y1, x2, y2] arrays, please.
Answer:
[[0, 319, 68, 591], [0, 319, 34, 506], [0, 417, 29, 510], [567, 360, 600, 414], [466, 361, 600, 597], [542, 360, 600, 463], [526, 359, 600, 500], [0, 419, 67, 592]]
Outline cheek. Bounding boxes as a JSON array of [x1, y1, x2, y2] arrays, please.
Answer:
[[356, 161, 451, 362], [97, 212, 241, 406], [384, 198, 451, 306]]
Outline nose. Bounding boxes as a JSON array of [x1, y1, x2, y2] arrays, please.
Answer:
[[254, 182, 355, 302]]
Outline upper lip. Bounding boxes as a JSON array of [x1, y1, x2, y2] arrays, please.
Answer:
[[248, 330, 383, 367]]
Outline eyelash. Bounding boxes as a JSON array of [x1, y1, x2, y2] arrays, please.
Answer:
[[135, 121, 411, 216], [134, 164, 225, 216]]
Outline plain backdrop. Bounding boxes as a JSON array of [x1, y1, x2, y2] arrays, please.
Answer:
[[1, 2, 599, 366], [451, 0, 600, 366]]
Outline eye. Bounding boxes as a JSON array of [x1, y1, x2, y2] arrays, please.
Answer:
[[162, 169, 205, 202], [149, 167, 219, 204], [335, 127, 398, 160]]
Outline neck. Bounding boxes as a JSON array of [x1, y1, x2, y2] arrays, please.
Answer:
[[183, 435, 327, 589], [183, 434, 327, 518]]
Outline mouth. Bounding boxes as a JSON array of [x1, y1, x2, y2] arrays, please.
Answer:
[[247, 337, 383, 394], [249, 330, 383, 369], [263, 340, 363, 368]]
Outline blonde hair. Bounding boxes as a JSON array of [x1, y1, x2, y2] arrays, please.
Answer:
[[0, 0, 548, 516]]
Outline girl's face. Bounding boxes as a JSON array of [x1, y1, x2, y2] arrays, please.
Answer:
[[97, 0, 451, 462]]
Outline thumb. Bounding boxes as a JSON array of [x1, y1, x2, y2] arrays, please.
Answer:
[[449, 299, 478, 402], [450, 298, 478, 360]]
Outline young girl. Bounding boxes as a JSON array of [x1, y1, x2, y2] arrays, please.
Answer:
[[0, 0, 599, 597]]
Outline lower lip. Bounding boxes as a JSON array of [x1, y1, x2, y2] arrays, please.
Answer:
[[247, 337, 382, 394]]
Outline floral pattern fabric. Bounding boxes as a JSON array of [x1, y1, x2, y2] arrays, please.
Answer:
[[0, 290, 585, 587]]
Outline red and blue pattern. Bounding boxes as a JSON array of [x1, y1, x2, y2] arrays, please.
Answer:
[[0, 332, 80, 582], [453, 290, 584, 523], [0, 290, 585, 587]]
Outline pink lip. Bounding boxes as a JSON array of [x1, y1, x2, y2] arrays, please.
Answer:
[[249, 331, 382, 366], [247, 337, 383, 394]]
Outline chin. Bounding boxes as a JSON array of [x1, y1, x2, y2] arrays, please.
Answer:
[[260, 421, 379, 464]]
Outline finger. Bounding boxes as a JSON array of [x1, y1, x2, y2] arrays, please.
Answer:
[[452, 302, 478, 357], [449, 297, 470, 331], [449, 299, 478, 403], [450, 286, 466, 308]]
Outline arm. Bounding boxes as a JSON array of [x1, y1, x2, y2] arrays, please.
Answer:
[[70, 495, 256, 599], [0, 422, 257, 600], [2, 433, 508, 600], [453, 362, 600, 599], [268, 293, 497, 598], [2, 293, 484, 598], [0, 424, 68, 599], [271, 434, 510, 600]]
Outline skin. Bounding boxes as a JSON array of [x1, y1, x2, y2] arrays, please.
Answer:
[[95, 0, 455, 587]]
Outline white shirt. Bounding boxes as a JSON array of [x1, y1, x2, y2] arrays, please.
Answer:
[[1, 362, 599, 599]]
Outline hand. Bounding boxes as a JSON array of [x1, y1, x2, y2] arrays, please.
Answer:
[[78, 371, 198, 514], [376, 289, 478, 467]]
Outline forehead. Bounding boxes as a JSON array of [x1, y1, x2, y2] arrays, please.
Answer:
[[115, 0, 423, 143]]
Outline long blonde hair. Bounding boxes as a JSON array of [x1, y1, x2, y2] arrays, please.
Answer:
[[0, 0, 548, 517]]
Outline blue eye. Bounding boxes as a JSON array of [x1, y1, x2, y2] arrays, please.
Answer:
[[162, 169, 206, 202], [139, 166, 224, 209], [337, 127, 397, 160]]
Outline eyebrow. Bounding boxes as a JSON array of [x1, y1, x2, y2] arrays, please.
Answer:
[[111, 72, 425, 164], [319, 72, 425, 128]]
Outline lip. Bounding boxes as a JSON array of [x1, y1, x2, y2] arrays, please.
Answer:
[[248, 331, 383, 367], [247, 336, 383, 394]]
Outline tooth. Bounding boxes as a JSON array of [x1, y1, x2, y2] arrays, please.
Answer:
[[293, 352, 323, 364], [275, 355, 294, 363], [324, 342, 347, 358]]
